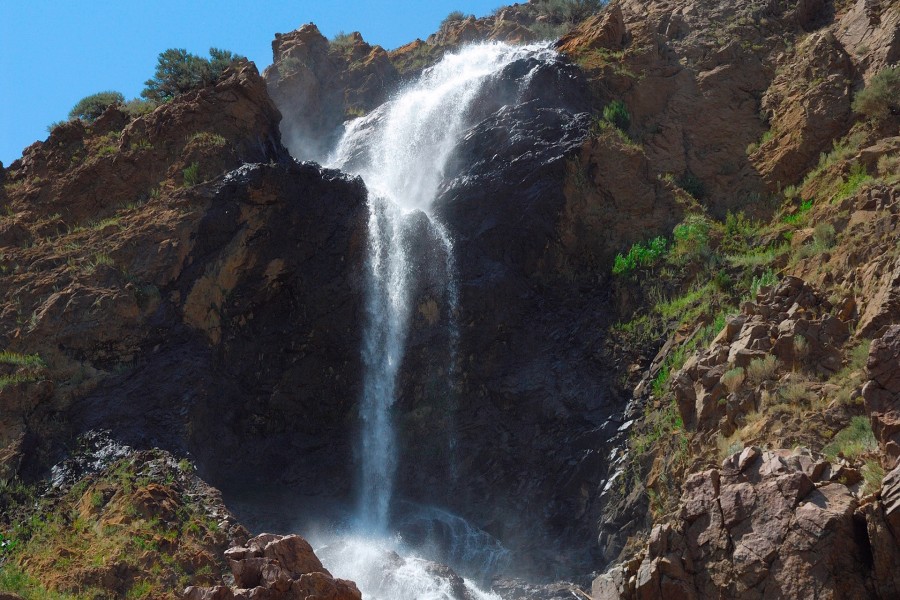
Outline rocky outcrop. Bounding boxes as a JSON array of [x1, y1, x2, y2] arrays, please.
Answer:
[[5, 440, 249, 599], [263, 24, 399, 160], [593, 447, 896, 599], [556, 3, 629, 54], [185, 534, 360, 600], [673, 277, 850, 433], [751, 32, 854, 189], [864, 325, 900, 460], [837, 0, 900, 81], [9, 61, 284, 224], [1, 131, 368, 493]]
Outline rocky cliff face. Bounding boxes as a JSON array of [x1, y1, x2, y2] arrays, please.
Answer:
[[2, 0, 900, 598]]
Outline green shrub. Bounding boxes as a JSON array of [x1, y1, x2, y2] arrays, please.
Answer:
[[835, 163, 873, 200], [441, 10, 469, 27], [142, 47, 245, 103], [721, 367, 745, 393], [670, 215, 710, 263], [68, 91, 125, 122], [812, 222, 836, 249], [749, 268, 778, 297], [782, 199, 813, 225], [852, 66, 899, 120], [330, 31, 356, 48], [612, 235, 668, 275], [182, 162, 200, 187], [531, 0, 606, 24], [122, 98, 157, 119], [746, 355, 778, 385], [602, 100, 630, 131], [0, 351, 46, 368], [822, 416, 877, 461]]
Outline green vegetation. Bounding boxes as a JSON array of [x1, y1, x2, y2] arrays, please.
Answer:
[[0, 351, 46, 369], [0, 351, 45, 390], [835, 163, 874, 201], [188, 131, 227, 148], [182, 162, 200, 187], [602, 100, 630, 131], [1, 452, 225, 600], [782, 199, 813, 225], [68, 91, 125, 123], [527, 0, 607, 39], [746, 355, 778, 385], [721, 367, 745, 393], [612, 236, 667, 276], [122, 98, 158, 119], [530, 0, 606, 24], [822, 416, 877, 461], [440, 10, 470, 27], [330, 31, 356, 48], [852, 65, 899, 120], [142, 47, 245, 103]]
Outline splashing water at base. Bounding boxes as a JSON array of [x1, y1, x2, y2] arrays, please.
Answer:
[[317, 41, 560, 596], [315, 536, 503, 600]]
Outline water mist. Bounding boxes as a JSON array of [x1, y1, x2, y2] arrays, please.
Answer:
[[312, 42, 560, 599]]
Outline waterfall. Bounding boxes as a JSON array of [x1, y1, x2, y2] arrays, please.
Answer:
[[328, 41, 552, 532], [314, 41, 558, 599]]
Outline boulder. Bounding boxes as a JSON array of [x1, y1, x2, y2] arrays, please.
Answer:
[[863, 325, 900, 459], [593, 447, 876, 598], [189, 534, 360, 600]]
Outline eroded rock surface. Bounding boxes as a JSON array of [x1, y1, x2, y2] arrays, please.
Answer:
[[185, 534, 360, 600], [593, 447, 895, 599]]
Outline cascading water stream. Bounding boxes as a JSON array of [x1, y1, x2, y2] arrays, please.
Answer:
[[314, 41, 559, 599]]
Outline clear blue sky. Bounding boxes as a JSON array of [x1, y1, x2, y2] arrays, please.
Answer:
[[0, 0, 502, 167]]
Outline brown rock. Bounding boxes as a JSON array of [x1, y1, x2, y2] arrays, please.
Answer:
[[864, 326, 900, 458], [260, 534, 326, 578], [556, 3, 628, 54], [752, 31, 853, 189], [184, 586, 235, 600]]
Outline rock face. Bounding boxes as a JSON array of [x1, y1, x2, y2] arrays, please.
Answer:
[[751, 32, 853, 188], [593, 447, 899, 599], [263, 24, 399, 161], [185, 534, 360, 600], [0, 62, 369, 498], [673, 277, 850, 433], [864, 325, 900, 460]]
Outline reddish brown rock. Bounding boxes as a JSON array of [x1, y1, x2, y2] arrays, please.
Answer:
[[864, 325, 900, 459], [751, 32, 853, 189], [189, 534, 359, 600], [556, 2, 628, 54], [594, 448, 878, 598]]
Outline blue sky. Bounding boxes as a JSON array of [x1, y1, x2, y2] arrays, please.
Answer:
[[0, 0, 501, 166]]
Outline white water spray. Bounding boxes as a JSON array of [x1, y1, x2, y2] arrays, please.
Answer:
[[319, 42, 558, 598]]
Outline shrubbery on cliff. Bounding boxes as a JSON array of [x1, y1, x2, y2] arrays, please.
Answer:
[[142, 47, 245, 103], [852, 65, 899, 120], [68, 91, 125, 122]]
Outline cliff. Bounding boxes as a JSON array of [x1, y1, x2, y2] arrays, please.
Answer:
[[1, 0, 899, 598]]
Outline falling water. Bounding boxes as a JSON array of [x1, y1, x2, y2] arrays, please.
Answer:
[[319, 41, 558, 598]]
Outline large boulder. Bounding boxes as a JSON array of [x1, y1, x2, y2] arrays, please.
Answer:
[[863, 325, 900, 459]]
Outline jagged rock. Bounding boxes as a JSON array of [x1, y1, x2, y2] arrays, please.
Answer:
[[838, 0, 900, 79], [673, 276, 851, 430], [556, 3, 629, 54], [594, 447, 878, 598], [263, 24, 399, 160], [752, 32, 853, 189], [863, 325, 900, 459], [858, 255, 900, 339], [188, 534, 360, 600]]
